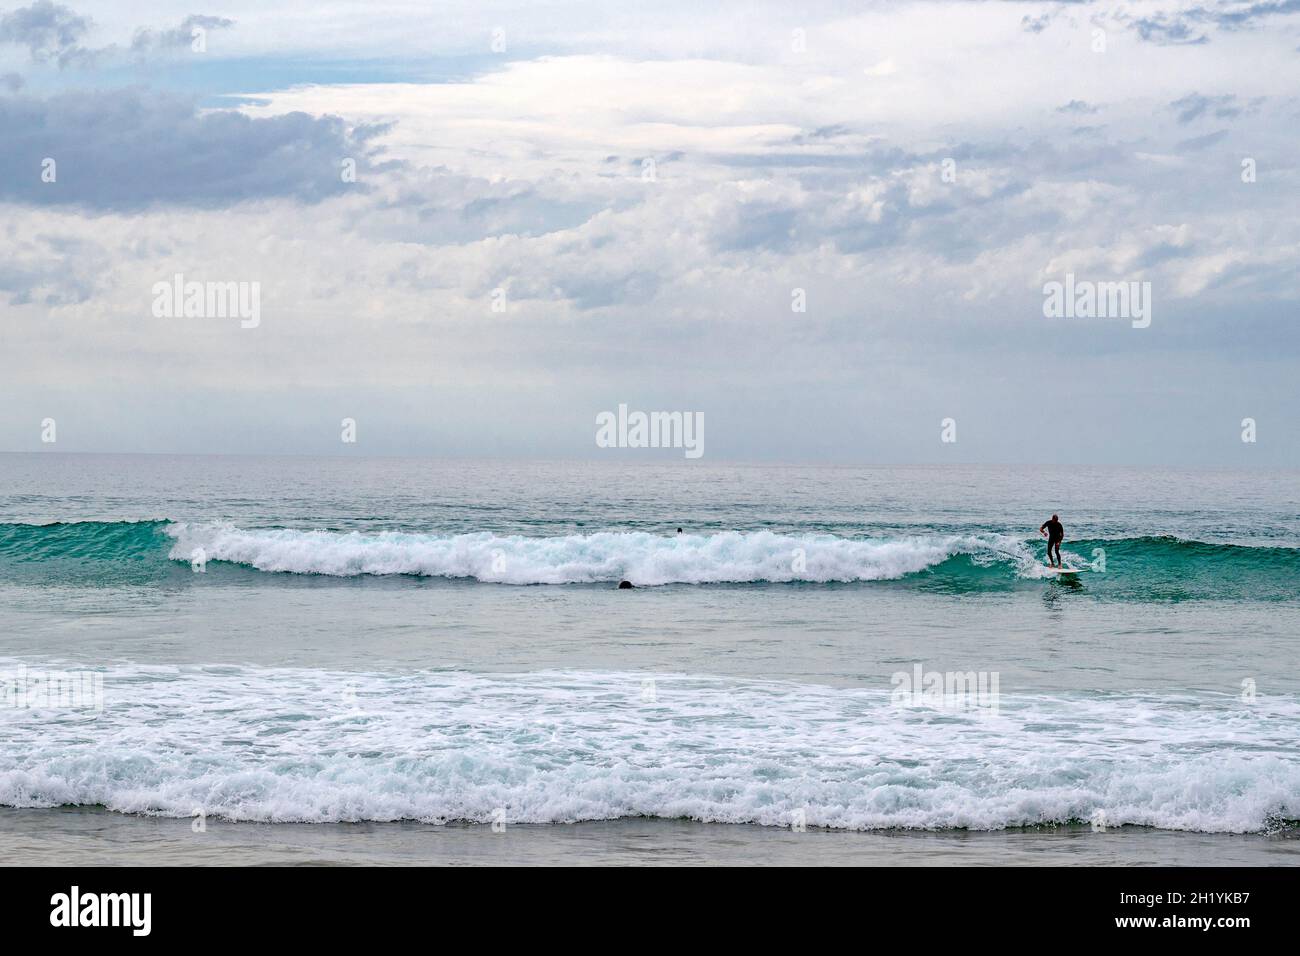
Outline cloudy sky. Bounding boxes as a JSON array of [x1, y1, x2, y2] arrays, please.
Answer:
[[1, 0, 1297, 464]]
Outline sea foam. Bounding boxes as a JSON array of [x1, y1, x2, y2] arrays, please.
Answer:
[[1, 661, 1296, 833], [165, 523, 1044, 585]]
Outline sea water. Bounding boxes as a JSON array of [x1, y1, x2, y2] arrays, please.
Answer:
[[0, 454, 1297, 859]]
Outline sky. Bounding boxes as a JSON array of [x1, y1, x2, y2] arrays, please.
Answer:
[[0, 0, 1298, 465]]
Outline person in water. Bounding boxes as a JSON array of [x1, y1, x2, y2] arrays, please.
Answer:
[[1039, 514, 1064, 568]]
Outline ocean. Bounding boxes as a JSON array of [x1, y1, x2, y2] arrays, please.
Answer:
[[1, 453, 1297, 865]]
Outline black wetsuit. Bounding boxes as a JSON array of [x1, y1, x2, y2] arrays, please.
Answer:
[[1041, 518, 1063, 565]]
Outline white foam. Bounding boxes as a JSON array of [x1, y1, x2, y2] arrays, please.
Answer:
[[1, 660, 1296, 832], [165, 523, 1042, 585]]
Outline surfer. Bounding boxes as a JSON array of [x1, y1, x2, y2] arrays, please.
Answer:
[[1039, 514, 1064, 568]]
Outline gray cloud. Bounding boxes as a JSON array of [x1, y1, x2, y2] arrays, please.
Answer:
[[1002, 0, 1300, 46], [1177, 129, 1230, 150], [1020, 13, 1053, 34], [0, 0, 93, 67], [560, 269, 662, 310], [1170, 93, 1241, 123], [130, 13, 233, 54], [1057, 100, 1098, 115], [0, 3, 235, 68], [1200, 0, 1300, 28], [1131, 16, 1210, 46], [0, 231, 109, 306], [1121, 0, 1300, 46], [788, 124, 852, 145], [0, 89, 394, 209]]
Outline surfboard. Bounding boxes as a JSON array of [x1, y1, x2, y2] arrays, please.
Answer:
[[1044, 566, 1084, 575]]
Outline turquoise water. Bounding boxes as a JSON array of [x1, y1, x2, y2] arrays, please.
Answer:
[[2, 519, 1298, 602], [1, 453, 1298, 841]]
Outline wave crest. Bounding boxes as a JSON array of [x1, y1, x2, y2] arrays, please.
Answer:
[[165, 523, 1037, 585]]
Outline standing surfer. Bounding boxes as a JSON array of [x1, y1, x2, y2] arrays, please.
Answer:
[[1039, 514, 1064, 568]]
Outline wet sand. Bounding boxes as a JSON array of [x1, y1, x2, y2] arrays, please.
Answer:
[[2, 807, 1296, 866]]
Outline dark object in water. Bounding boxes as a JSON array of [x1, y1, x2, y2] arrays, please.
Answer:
[[618, 580, 635, 589]]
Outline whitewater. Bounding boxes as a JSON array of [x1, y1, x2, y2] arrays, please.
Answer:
[[165, 523, 1050, 585], [3, 662, 1297, 833]]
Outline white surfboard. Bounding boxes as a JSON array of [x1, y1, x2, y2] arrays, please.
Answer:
[[1044, 566, 1085, 575]]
